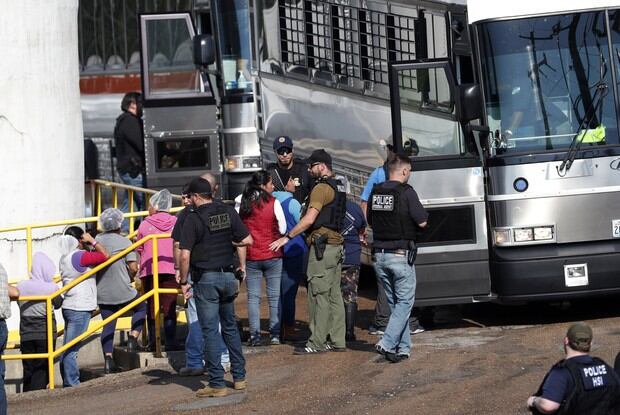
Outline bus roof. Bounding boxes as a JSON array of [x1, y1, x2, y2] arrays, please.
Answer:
[[468, 0, 620, 24]]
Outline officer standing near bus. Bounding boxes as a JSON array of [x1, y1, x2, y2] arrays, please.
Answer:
[[270, 149, 347, 354], [367, 154, 427, 363], [178, 177, 253, 398], [266, 136, 312, 203], [527, 323, 620, 414]]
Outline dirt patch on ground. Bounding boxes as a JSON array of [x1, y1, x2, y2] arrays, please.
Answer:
[[9, 285, 620, 415]]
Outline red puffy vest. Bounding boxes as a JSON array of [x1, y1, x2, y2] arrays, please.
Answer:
[[243, 197, 283, 261]]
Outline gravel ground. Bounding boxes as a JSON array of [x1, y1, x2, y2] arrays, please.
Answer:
[[9, 283, 620, 415]]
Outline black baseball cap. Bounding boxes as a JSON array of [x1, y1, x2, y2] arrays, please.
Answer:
[[305, 149, 332, 167], [187, 177, 212, 195]]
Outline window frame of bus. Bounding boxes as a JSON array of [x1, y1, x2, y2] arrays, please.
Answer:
[[139, 13, 215, 103]]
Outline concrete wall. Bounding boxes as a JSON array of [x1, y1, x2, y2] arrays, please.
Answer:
[[0, 1, 84, 331]]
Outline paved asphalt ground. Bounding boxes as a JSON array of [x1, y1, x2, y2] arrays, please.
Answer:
[[8, 279, 620, 415]]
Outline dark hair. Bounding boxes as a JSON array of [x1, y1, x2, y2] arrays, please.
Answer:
[[387, 154, 412, 175], [64, 226, 85, 241], [239, 170, 272, 218], [181, 183, 191, 195], [121, 92, 141, 112]]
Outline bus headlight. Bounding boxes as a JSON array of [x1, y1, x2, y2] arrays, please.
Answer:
[[534, 226, 554, 240], [514, 228, 533, 242], [494, 229, 510, 245]]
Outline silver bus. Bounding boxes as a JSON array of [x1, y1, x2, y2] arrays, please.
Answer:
[[250, 0, 620, 305], [79, 0, 261, 197]]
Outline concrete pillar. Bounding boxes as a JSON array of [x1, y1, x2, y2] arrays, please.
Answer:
[[0, 0, 83, 326]]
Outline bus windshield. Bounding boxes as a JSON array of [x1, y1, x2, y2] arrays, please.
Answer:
[[479, 11, 620, 155]]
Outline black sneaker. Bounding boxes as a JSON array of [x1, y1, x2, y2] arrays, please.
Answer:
[[293, 346, 325, 355], [368, 325, 385, 335], [246, 336, 261, 347], [385, 352, 404, 363], [325, 343, 346, 352], [375, 343, 389, 355]]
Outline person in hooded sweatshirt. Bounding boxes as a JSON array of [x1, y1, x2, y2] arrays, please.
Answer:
[[136, 189, 179, 351], [59, 227, 109, 387], [18, 252, 62, 391]]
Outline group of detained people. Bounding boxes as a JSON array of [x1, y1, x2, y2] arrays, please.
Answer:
[[16, 189, 180, 390]]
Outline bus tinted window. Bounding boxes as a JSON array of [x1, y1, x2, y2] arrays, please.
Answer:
[[479, 12, 619, 155]]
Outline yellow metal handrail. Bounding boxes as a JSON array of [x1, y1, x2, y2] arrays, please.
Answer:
[[0, 208, 182, 277], [4, 233, 177, 389]]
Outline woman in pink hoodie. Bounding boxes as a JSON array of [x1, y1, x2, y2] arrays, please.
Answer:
[[136, 189, 179, 351]]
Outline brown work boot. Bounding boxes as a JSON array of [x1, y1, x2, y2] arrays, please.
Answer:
[[234, 379, 247, 390], [196, 386, 227, 398]]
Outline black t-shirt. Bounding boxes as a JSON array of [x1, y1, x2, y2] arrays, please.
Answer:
[[114, 112, 144, 176], [267, 158, 312, 203], [171, 206, 192, 242], [179, 202, 250, 262], [372, 180, 428, 250]]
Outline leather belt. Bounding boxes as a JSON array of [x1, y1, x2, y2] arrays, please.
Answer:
[[199, 265, 235, 273], [372, 248, 407, 256]]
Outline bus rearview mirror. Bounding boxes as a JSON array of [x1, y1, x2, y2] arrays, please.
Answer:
[[456, 83, 483, 123], [193, 34, 216, 67]]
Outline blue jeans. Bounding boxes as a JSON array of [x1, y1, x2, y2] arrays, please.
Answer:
[[0, 320, 7, 415], [246, 258, 282, 338], [60, 309, 92, 387], [373, 253, 416, 356], [185, 276, 229, 369], [99, 294, 146, 354], [193, 271, 245, 388], [119, 173, 145, 232], [280, 254, 305, 327]]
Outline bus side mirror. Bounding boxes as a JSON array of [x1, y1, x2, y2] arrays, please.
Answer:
[[193, 34, 216, 67], [456, 84, 483, 123]]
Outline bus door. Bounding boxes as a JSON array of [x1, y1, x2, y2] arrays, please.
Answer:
[[388, 59, 492, 305], [139, 13, 219, 192]]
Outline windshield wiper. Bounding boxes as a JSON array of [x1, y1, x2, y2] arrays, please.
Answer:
[[557, 55, 608, 177]]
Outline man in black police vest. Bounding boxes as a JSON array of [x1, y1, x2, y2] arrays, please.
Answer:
[[367, 154, 427, 363], [527, 323, 620, 414], [178, 177, 253, 398], [270, 149, 347, 354]]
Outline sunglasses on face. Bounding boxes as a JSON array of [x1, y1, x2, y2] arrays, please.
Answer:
[[310, 162, 321, 168], [277, 147, 292, 156]]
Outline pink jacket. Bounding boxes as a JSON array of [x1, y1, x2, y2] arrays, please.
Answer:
[[136, 212, 177, 278]]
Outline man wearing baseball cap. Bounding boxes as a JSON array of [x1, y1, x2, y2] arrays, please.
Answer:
[[527, 323, 620, 414], [266, 136, 312, 203]]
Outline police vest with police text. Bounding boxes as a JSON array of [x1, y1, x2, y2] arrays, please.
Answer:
[[537, 357, 620, 415], [190, 202, 235, 269], [369, 182, 418, 242], [308, 177, 347, 233]]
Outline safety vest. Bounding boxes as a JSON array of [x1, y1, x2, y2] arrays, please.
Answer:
[[369, 182, 418, 242], [308, 177, 347, 233], [190, 202, 236, 270], [535, 356, 620, 415], [577, 124, 606, 144]]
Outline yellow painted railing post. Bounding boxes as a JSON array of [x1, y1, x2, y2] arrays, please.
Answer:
[[113, 187, 118, 208], [97, 183, 102, 216], [26, 226, 33, 272], [152, 237, 161, 357], [128, 190, 135, 234], [46, 298, 55, 390]]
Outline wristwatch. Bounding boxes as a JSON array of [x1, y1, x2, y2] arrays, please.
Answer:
[[179, 280, 189, 286]]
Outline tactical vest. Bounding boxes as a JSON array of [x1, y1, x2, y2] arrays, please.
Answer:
[[308, 177, 347, 232], [190, 202, 235, 269], [369, 182, 418, 241], [535, 357, 620, 415]]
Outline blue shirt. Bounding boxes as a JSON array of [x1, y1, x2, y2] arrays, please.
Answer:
[[273, 191, 307, 257], [541, 355, 594, 404], [342, 201, 367, 266], [360, 166, 386, 202]]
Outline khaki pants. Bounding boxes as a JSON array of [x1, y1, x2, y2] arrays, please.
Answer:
[[306, 244, 345, 349]]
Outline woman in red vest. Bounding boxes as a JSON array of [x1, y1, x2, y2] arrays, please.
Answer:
[[239, 170, 287, 346]]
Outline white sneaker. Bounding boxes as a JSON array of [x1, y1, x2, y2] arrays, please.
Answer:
[[411, 327, 425, 335]]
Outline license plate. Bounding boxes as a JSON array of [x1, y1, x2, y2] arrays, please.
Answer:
[[613, 220, 620, 238], [564, 263, 588, 287]]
